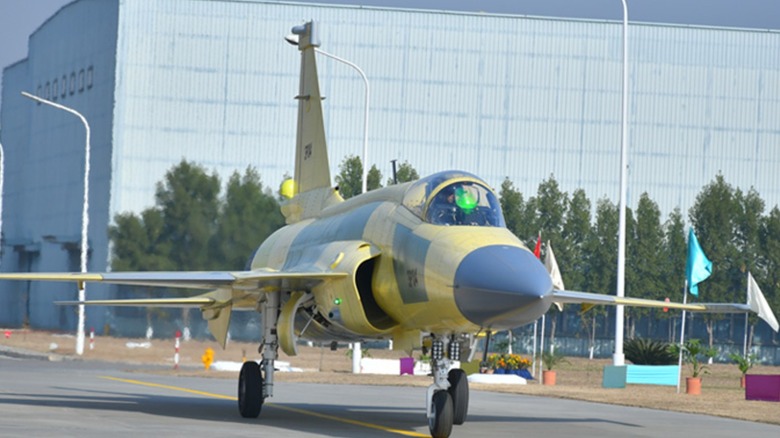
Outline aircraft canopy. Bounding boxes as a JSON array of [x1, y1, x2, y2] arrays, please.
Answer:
[[402, 171, 506, 227]]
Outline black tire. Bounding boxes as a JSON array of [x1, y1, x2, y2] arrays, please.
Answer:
[[238, 361, 263, 418], [447, 368, 469, 425], [428, 390, 454, 438]]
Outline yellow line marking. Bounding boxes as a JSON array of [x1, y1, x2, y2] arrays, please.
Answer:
[[101, 376, 236, 400], [269, 404, 428, 437], [100, 376, 428, 437]]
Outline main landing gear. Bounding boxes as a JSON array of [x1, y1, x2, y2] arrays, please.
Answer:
[[238, 360, 263, 417], [426, 336, 468, 438], [238, 291, 280, 418]]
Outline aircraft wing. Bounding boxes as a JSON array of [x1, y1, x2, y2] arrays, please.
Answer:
[[0, 269, 347, 291], [55, 296, 217, 307], [0, 269, 348, 348], [552, 289, 751, 313]]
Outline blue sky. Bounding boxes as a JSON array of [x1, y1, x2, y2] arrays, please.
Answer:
[[1, 0, 778, 115]]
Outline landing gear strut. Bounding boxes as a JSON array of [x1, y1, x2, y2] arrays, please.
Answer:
[[425, 336, 468, 438], [238, 291, 281, 418]]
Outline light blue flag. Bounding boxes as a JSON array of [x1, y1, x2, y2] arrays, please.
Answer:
[[685, 228, 712, 296]]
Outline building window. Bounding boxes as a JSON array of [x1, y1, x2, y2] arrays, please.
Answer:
[[36, 85, 42, 105], [78, 69, 85, 92], [61, 75, 67, 99], [86, 65, 94, 89], [45, 82, 50, 100], [52, 79, 58, 101], [70, 72, 76, 95]]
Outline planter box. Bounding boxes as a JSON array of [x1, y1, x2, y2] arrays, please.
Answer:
[[400, 357, 414, 375], [745, 374, 780, 402], [602, 365, 626, 388], [626, 365, 680, 386]]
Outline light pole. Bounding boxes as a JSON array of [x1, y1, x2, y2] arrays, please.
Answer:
[[21, 91, 91, 356], [0, 137, 4, 264], [314, 48, 370, 194], [614, 0, 629, 366], [313, 48, 370, 374]]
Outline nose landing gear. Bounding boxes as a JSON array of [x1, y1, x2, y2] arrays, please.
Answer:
[[425, 336, 468, 438]]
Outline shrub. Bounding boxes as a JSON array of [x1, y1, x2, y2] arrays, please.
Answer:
[[728, 352, 757, 376], [625, 338, 677, 365], [669, 339, 716, 378], [541, 348, 569, 371]]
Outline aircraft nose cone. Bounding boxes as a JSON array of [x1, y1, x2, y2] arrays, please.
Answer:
[[454, 245, 552, 328]]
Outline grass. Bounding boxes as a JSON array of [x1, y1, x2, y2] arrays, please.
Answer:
[[2, 328, 779, 425]]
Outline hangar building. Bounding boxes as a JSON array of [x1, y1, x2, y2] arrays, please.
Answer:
[[1, 0, 779, 335]]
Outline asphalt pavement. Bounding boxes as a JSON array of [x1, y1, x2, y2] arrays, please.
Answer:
[[1, 354, 779, 437]]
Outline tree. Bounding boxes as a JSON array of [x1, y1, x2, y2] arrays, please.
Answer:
[[109, 208, 174, 329], [109, 208, 173, 272], [154, 159, 221, 331], [527, 176, 568, 348], [733, 188, 766, 346], [367, 164, 383, 192], [560, 188, 591, 291], [387, 160, 419, 185], [155, 160, 221, 271], [499, 178, 525, 239], [689, 174, 741, 350], [760, 207, 780, 343], [626, 193, 665, 338], [734, 188, 765, 279], [661, 207, 687, 341], [211, 167, 285, 270], [527, 175, 568, 250], [582, 198, 618, 345], [335, 155, 363, 199]]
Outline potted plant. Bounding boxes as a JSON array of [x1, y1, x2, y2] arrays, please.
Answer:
[[541, 348, 568, 386], [728, 352, 757, 388], [671, 339, 716, 395]]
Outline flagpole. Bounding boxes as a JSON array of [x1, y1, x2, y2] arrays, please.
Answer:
[[677, 281, 688, 394], [743, 272, 749, 357], [743, 313, 749, 357], [539, 314, 546, 383], [532, 320, 538, 379]]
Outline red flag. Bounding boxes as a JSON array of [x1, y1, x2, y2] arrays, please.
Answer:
[[533, 233, 542, 259]]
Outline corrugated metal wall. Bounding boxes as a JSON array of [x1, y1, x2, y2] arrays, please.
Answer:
[[112, 1, 780, 221], [0, 0, 119, 329]]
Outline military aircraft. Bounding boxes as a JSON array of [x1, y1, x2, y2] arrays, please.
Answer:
[[1, 21, 777, 438]]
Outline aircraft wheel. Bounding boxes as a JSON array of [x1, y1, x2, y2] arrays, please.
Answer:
[[238, 361, 263, 418], [447, 369, 469, 425], [428, 390, 453, 438]]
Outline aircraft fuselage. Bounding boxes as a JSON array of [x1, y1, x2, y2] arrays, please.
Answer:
[[251, 173, 554, 349]]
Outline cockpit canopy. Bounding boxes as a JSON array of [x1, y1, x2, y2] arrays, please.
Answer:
[[402, 171, 506, 227]]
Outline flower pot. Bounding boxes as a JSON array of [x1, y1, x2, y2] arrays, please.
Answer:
[[740, 375, 746, 388], [686, 377, 702, 395], [543, 370, 557, 386]]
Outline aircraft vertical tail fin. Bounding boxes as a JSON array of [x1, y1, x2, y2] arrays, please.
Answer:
[[292, 21, 331, 195], [280, 21, 342, 224]]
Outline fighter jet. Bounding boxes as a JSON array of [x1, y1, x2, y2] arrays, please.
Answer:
[[1, 21, 777, 438]]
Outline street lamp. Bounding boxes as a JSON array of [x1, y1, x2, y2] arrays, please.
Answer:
[[21, 91, 91, 356], [314, 48, 370, 194], [0, 138, 4, 264], [284, 33, 370, 193], [614, 0, 630, 366], [286, 30, 371, 373], [313, 48, 370, 374]]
